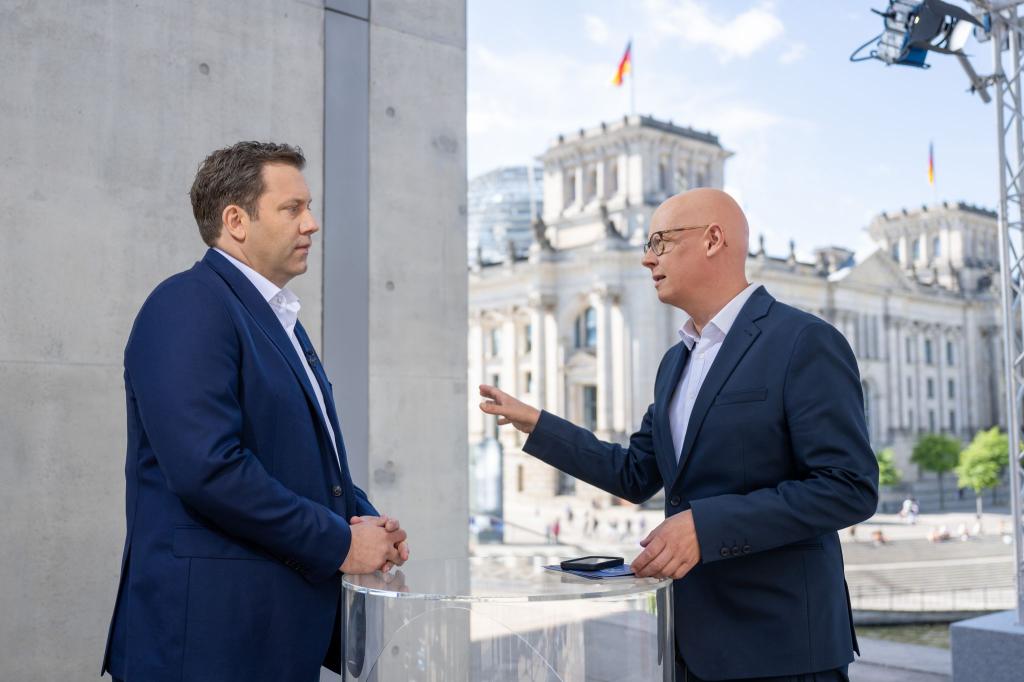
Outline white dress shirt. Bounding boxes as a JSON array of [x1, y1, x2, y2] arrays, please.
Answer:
[[669, 283, 759, 461], [214, 248, 340, 468]]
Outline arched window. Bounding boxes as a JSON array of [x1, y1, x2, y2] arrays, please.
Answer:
[[575, 307, 597, 349]]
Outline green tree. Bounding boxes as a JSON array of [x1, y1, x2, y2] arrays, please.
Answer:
[[956, 427, 1008, 521], [876, 448, 902, 487], [911, 434, 961, 510]]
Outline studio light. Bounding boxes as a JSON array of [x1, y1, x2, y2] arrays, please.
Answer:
[[851, 0, 983, 68]]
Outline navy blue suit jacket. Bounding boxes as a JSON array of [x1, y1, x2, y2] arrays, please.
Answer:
[[524, 286, 878, 680], [102, 249, 376, 681]]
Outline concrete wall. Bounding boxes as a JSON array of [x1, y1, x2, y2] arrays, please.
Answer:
[[363, 0, 468, 559], [0, 0, 466, 679]]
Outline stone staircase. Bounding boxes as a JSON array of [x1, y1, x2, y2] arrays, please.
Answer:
[[877, 473, 1010, 515], [842, 536, 1015, 613]]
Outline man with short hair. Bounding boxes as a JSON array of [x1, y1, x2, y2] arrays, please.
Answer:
[[481, 189, 879, 681], [102, 141, 407, 682]]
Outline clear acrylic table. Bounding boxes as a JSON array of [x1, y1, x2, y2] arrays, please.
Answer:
[[341, 556, 673, 681]]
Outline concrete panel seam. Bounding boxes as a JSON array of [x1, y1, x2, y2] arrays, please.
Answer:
[[370, 20, 466, 52]]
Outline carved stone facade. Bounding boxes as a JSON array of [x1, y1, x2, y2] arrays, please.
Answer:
[[468, 116, 1004, 507]]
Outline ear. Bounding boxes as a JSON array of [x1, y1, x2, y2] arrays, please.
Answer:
[[705, 223, 727, 256], [222, 204, 249, 242]]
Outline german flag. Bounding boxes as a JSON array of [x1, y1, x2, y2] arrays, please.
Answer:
[[928, 141, 935, 186], [612, 41, 632, 86]]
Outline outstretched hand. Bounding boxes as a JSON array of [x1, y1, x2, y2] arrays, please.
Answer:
[[478, 384, 541, 434]]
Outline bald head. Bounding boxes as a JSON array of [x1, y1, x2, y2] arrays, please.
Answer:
[[642, 188, 751, 327], [651, 188, 749, 268]]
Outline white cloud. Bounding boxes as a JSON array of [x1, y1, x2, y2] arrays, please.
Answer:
[[584, 14, 610, 46], [712, 106, 787, 136], [466, 40, 808, 185], [779, 42, 806, 65], [467, 45, 631, 174], [644, 0, 785, 62]]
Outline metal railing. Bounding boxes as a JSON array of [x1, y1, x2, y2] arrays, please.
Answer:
[[850, 584, 1017, 612]]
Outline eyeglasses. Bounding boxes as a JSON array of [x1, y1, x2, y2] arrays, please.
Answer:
[[642, 225, 711, 256]]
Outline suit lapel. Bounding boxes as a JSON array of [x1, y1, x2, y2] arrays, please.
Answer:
[[201, 250, 327, 437], [655, 341, 689, 475], [670, 287, 773, 488], [293, 321, 354, 487]]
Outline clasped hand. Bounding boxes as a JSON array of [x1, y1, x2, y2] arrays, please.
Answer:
[[340, 514, 410, 575], [630, 510, 701, 580]]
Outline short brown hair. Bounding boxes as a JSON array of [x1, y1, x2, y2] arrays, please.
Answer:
[[190, 141, 306, 246]]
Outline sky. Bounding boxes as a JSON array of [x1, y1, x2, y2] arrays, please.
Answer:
[[467, 0, 997, 259]]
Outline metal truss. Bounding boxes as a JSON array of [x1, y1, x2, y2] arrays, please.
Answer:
[[987, 0, 1024, 624]]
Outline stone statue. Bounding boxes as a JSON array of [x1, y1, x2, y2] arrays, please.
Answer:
[[532, 214, 554, 252]]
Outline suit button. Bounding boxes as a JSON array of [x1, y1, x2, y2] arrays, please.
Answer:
[[731, 546, 740, 557], [669, 496, 681, 506], [720, 547, 729, 558], [332, 485, 343, 497], [743, 545, 752, 554]]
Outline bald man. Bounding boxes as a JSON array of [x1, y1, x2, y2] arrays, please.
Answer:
[[480, 189, 878, 681]]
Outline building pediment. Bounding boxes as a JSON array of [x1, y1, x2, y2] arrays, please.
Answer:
[[830, 249, 915, 292], [565, 349, 597, 373]]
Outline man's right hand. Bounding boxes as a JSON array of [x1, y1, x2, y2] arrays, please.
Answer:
[[478, 384, 541, 434], [340, 519, 406, 574]]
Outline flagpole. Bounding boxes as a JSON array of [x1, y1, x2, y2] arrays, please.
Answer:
[[630, 38, 636, 116]]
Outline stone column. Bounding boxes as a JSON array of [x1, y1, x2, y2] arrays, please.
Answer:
[[668, 147, 679, 193], [616, 150, 628, 199], [913, 324, 924, 434], [894, 319, 905, 431], [838, 312, 853, 354], [468, 310, 486, 441], [853, 313, 862, 358], [574, 164, 584, 209], [955, 328, 968, 439], [936, 326, 945, 433], [960, 328, 970, 437], [500, 308, 520, 449], [554, 335, 566, 420], [591, 286, 617, 438], [961, 308, 976, 434], [881, 313, 893, 441], [611, 294, 627, 436], [528, 293, 556, 411]]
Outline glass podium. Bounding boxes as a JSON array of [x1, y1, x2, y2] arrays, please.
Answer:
[[341, 556, 673, 681]]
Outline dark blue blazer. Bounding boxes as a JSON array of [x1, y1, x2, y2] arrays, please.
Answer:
[[524, 286, 878, 680], [102, 249, 376, 682]]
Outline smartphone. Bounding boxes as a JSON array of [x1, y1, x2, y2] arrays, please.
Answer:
[[560, 555, 624, 571]]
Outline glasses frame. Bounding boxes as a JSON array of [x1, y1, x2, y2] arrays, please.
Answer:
[[642, 224, 711, 256]]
